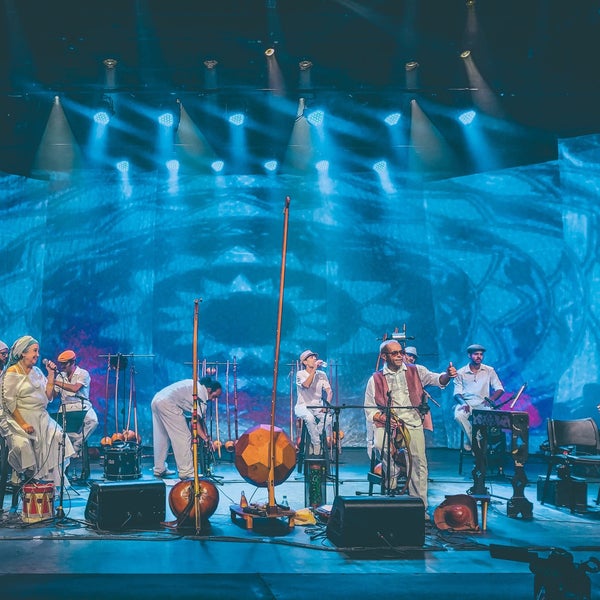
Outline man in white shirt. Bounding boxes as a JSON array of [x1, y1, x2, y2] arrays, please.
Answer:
[[295, 350, 332, 456], [453, 344, 504, 451]]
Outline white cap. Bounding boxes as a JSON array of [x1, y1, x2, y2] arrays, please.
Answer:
[[0, 340, 8, 352], [404, 346, 418, 357]]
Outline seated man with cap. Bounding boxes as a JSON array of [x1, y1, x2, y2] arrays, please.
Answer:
[[0, 340, 9, 370], [295, 350, 332, 456], [52, 349, 98, 456], [404, 346, 418, 364], [453, 344, 504, 451]]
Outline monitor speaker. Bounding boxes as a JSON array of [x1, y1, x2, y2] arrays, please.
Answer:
[[326, 495, 425, 548], [85, 480, 166, 530]]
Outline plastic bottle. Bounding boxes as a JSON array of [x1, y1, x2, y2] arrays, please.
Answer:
[[280, 495, 289, 509], [240, 490, 248, 508]]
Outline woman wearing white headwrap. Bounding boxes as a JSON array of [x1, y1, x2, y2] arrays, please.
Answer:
[[0, 335, 75, 487]]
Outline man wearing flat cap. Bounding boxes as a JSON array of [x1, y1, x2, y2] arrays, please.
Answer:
[[404, 347, 418, 364], [453, 344, 504, 450], [0, 340, 8, 370], [52, 349, 98, 456], [295, 350, 332, 456]]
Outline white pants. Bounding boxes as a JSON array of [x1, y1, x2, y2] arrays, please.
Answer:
[[374, 424, 428, 510], [454, 403, 490, 445], [151, 397, 193, 478], [62, 402, 99, 452], [294, 405, 331, 450]]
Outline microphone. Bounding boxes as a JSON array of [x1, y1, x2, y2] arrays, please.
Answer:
[[42, 358, 59, 372]]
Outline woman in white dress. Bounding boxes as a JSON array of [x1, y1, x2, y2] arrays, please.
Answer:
[[0, 335, 75, 487]]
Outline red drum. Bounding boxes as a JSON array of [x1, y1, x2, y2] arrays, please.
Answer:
[[22, 482, 55, 523]]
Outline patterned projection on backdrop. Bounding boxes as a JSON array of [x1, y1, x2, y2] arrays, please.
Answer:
[[1, 134, 599, 452]]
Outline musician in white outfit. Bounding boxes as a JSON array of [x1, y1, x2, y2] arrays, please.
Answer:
[[151, 377, 221, 479], [295, 350, 332, 456], [0, 335, 75, 488], [453, 344, 504, 451], [52, 349, 98, 455]]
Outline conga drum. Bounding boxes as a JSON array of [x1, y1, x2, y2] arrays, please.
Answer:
[[22, 482, 55, 523]]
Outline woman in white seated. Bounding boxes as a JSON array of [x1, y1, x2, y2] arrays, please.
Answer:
[[0, 335, 75, 488]]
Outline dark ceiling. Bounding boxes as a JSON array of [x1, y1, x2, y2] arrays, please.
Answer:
[[1, 0, 600, 177]]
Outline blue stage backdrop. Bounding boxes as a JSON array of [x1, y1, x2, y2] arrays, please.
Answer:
[[1, 134, 599, 453]]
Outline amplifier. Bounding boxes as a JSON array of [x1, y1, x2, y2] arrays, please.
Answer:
[[326, 495, 425, 548], [85, 480, 166, 530], [536, 476, 587, 510]]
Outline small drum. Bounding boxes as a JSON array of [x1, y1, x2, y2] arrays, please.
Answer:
[[22, 482, 55, 523], [104, 442, 141, 481]]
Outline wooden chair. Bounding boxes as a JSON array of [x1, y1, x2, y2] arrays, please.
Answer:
[[541, 417, 600, 512]]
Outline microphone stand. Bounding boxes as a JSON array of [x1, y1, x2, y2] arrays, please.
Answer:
[[383, 390, 394, 496], [322, 398, 341, 497], [53, 402, 79, 528]]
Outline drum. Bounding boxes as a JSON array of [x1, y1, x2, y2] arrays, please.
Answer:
[[22, 482, 55, 523], [104, 443, 141, 481]]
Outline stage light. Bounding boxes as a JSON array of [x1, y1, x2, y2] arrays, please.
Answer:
[[466, 0, 475, 7], [373, 160, 396, 194], [373, 160, 387, 174], [116, 160, 129, 173], [211, 160, 224, 173], [265, 48, 275, 57], [93, 111, 110, 125], [264, 160, 278, 172], [228, 113, 245, 126], [461, 50, 471, 59], [93, 95, 114, 125], [203, 59, 219, 90], [458, 110, 476, 125], [315, 160, 329, 173], [166, 159, 179, 172], [158, 112, 174, 127], [384, 112, 401, 126], [102, 58, 118, 89], [307, 110, 324, 126], [405, 61, 419, 71], [298, 60, 313, 90]]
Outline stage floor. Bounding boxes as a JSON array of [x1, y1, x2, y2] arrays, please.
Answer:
[[0, 447, 599, 599]]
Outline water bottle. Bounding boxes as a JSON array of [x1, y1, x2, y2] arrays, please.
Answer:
[[280, 495, 289, 509]]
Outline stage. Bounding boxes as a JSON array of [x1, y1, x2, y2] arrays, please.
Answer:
[[0, 447, 599, 599]]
